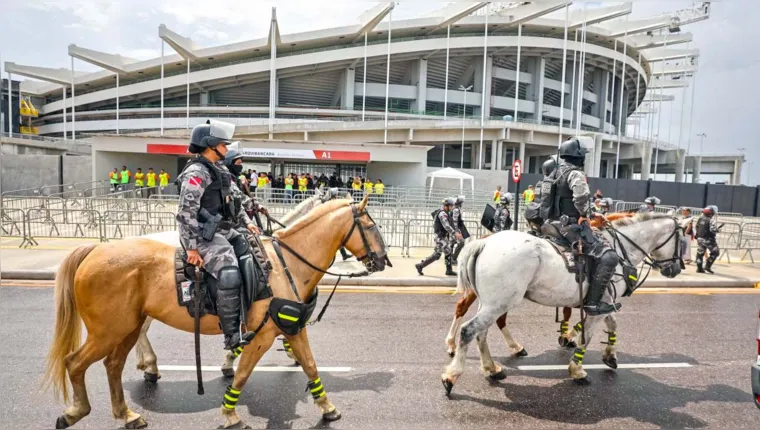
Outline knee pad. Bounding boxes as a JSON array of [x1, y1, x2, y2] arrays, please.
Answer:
[[599, 250, 619, 268], [229, 234, 251, 257], [432, 251, 442, 261], [218, 266, 242, 291]]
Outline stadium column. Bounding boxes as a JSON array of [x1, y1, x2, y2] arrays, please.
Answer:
[[691, 156, 702, 184], [525, 57, 546, 124], [342, 68, 355, 110], [71, 56, 76, 141], [732, 159, 743, 185], [675, 150, 686, 183], [640, 140, 652, 181], [490, 140, 497, 171], [269, 7, 278, 138], [473, 55, 492, 119], [590, 69, 607, 129], [410, 58, 427, 114]]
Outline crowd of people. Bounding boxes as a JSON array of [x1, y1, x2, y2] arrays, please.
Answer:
[[108, 165, 172, 197], [233, 169, 386, 203]]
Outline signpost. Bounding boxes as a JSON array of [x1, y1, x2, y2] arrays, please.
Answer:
[[512, 160, 522, 230]]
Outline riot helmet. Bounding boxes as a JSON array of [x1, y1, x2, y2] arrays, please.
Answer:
[[558, 137, 589, 160], [188, 119, 236, 155], [443, 197, 455, 207], [644, 196, 661, 206], [455, 195, 465, 206], [499, 195, 511, 206], [541, 157, 558, 177], [224, 145, 244, 176], [703, 205, 718, 216]]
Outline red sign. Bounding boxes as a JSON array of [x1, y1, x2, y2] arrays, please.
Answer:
[[512, 160, 523, 183], [146, 144, 370, 162]]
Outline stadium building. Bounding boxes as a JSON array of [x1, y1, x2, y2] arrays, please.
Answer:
[[3, 1, 742, 188]]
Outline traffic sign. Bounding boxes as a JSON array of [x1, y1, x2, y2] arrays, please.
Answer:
[[512, 160, 523, 183]]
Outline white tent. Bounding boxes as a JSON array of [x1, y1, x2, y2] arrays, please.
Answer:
[[426, 167, 475, 196]]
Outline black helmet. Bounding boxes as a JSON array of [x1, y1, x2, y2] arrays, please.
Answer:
[[499, 195, 511, 205], [188, 120, 235, 154], [443, 197, 455, 207], [224, 147, 244, 175], [703, 205, 718, 215], [559, 137, 589, 159], [541, 157, 558, 176], [455, 195, 465, 206]]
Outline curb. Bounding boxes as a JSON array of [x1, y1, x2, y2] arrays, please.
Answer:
[[4, 270, 758, 289]]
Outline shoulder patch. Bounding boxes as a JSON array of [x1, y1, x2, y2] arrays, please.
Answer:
[[188, 177, 202, 187]]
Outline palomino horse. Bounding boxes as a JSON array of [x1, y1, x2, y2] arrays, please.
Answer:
[[134, 190, 333, 382], [443, 212, 636, 357], [44, 195, 388, 429], [442, 212, 686, 394]]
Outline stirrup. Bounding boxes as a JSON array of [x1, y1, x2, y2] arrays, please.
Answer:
[[584, 302, 621, 316]]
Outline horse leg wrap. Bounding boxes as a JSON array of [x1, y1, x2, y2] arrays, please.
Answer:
[[222, 385, 242, 410], [307, 378, 326, 400], [572, 347, 586, 365], [573, 322, 583, 333], [231, 346, 244, 358], [559, 321, 569, 335], [605, 330, 617, 347], [282, 338, 293, 354]]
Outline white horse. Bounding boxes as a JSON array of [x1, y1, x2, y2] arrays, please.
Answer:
[[442, 212, 687, 393], [134, 189, 339, 382]]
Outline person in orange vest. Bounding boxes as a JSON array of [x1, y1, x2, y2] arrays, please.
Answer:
[[493, 185, 502, 203], [109, 168, 119, 192], [146, 167, 157, 198], [134, 168, 145, 197]]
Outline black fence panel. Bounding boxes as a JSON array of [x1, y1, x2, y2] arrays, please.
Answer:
[[675, 183, 706, 209], [730, 186, 756, 216], [507, 173, 542, 194], [587, 177, 617, 199], [649, 181, 681, 206], [615, 178, 649, 203], [706, 183, 734, 213]]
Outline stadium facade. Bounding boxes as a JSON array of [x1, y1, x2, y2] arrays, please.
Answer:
[[5, 1, 741, 188]]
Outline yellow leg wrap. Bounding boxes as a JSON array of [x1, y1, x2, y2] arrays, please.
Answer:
[[572, 347, 586, 365], [573, 322, 583, 333], [560, 321, 569, 335], [607, 331, 617, 347], [232, 346, 244, 358], [222, 386, 241, 410], [307, 378, 326, 400]]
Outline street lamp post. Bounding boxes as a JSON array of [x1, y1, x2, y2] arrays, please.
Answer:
[[459, 85, 472, 169], [697, 132, 706, 155]]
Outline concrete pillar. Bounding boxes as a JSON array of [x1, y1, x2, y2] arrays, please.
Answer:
[[342, 68, 356, 110], [490, 140, 498, 171], [200, 91, 209, 106], [495, 140, 503, 170], [733, 159, 743, 185], [519, 141, 526, 164], [590, 69, 606, 123], [410, 59, 427, 113], [526, 57, 546, 123], [584, 135, 603, 177], [473, 56, 493, 118], [606, 158, 615, 179], [675, 151, 686, 183], [641, 141, 653, 181], [470, 143, 479, 170], [692, 156, 702, 184]]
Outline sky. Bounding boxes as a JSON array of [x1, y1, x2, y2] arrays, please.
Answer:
[[0, 1, 757, 184]]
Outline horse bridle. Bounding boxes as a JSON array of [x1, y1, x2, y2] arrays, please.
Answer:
[[607, 217, 685, 274]]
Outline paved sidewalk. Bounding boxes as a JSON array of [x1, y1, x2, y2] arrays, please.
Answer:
[[2, 238, 760, 287]]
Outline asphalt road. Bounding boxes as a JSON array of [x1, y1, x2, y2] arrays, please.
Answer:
[[0, 284, 758, 429]]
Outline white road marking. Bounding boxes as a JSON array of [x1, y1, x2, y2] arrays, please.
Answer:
[[517, 362, 693, 371], [158, 365, 352, 372]]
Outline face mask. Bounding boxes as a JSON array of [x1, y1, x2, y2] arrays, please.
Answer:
[[228, 163, 243, 176]]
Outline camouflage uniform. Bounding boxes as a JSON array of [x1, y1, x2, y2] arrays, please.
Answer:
[[416, 205, 458, 276], [451, 205, 465, 261], [493, 206, 511, 232], [177, 161, 242, 278], [695, 214, 719, 273]]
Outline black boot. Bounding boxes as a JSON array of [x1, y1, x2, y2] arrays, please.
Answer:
[[451, 243, 464, 266], [696, 256, 705, 273], [583, 252, 622, 316], [415, 253, 440, 276], [216, 266, 254, 350], [445, 262, 457, 276], [340, 247, 352, 261], [704, 255, 716, 274]]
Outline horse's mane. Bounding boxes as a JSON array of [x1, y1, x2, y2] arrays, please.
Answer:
[[273, 199, 351, 239], [278, 194, 322, 227], [609, 211, 672, 228]]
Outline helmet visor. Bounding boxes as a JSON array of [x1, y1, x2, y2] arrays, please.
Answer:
[[208, 120, 236, 142]]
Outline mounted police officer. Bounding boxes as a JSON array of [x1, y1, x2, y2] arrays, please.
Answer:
[[545, 136, 620, 316], [493, 195, 513, 232], [639, 196, 660, 212], [526, 158, 558, 235], [695, 205, 720, 274], [224, 146, 268, 232], [324, 187, 353, 260], [451, 195, 469, 263], [416, 198, 460, 276], [177, 120, 260, 351]]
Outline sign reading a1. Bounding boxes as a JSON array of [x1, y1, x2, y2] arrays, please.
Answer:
[[512, 159, 523, 183]]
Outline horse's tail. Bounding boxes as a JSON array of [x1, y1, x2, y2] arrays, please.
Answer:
[[42, 243, 98, 403], [456, 239, 487, 295]]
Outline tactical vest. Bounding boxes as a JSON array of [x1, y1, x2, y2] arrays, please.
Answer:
[[181, 157, 234, 221], [552, 165, 581, 220], [432, 209, 444, 236], [696, 216, 715, 239]]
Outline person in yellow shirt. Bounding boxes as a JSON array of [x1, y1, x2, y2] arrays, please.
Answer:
[[146, 168, 157, 198], [522, 185, 535, 205], [158, 169, 170, 194], [109, 168, 119, 192], [284, 173, 295, 203], [364, 179, 374, 195], [119, 165, 131, 189], [134, 168, 145, 197], [351, 177, 362, 197], [298, 174, 308, 193], [493, 185, 502, 203], [374, 179, 385, 202]]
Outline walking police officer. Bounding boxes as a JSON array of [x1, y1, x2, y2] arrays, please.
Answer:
[[416, 198, 460, 276], [177, 120, 260, 351], [493, 195, 513, 232], [451, 196, 469, 263], [545, 137, 620, 316], [695, 205, 720, 274]]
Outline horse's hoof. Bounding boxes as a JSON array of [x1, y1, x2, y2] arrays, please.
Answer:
[[218, 422, 251, 429], [442, 379, 454, 396], [573, 376, 591, 386], [222, 368, 235, 378], [514, 348, 528, 357], [144, 372, 160, 383], [566, 340, 577, 349], [488, 369, 508, 381], [55, 416, 70, 429], [447, 350, 455, 358], [322, 409, 342, 422], [125, 416, 148, 429], [603, 355, 618, 369], [293, 361, 301, 367]]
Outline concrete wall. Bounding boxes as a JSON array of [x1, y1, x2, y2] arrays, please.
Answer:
[[367, 162, 427, 187], [0, 154, 91, 193], [95, 151, 180, 185], [62, 156, 93, 185]]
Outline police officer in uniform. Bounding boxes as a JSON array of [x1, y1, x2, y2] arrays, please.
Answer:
[[695, 205, 720, 274], [639, 196, 660, 212], [224, 147, 264, 227], [534, 157, 558, 203], [177, 120, 260, 351], [451, 196, 469, 263], [546, 137, 620, 316], [416, 198, 460, 276], [493, 195, 513, 232]]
